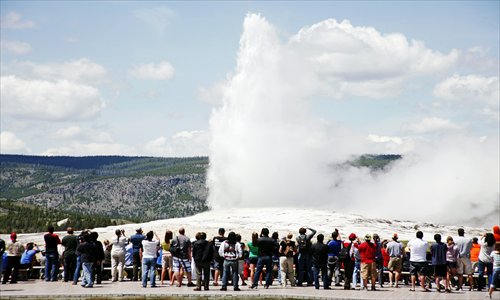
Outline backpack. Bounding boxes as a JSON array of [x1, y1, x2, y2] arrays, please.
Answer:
[[338, 242, 352, 262], [297, 235, 309, 253], [170, 237, 181, 257], [284, 240, 296, 257]]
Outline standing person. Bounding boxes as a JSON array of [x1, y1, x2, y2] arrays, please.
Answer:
[[72, 231, 88, 285], [372, 234, 384, 288], [250, 228, 276, 289], [219, 232, 242, 291], [350, 235, 362, 289], [431, 234, 450, 293], [296, 227, 316, 287], [341, 233, 356, 290], [247, 232, 259, 286], [211, 228, 226, 287], [446, 236, 459, 290], [76, 233, 96, 288], [2, 233, 24, 284], [160, 230, 173, 285], [358, 234, 378, 291], [311, 234, 330, 290], [44, 225, 61, 282], [140, 231, 160, 288], [326, 229, 342, 286], [111, 229, 128, 282], [279, 233, 297, 287], [407, 231, 429, 292], [171, 227, 195, 287], [61, 227, 78, 283], [455, 228, 474, 291], [90, 232, 104, 284], [0, 237, 6, 282], [386, 233, 403, 288], [130, 228, 145, 281], [488, 242, 500, 299], [192, 232, 213, 291], [236, 234, 247, 286], [493, 226, 500, 242], [477, 233, 495, 291]]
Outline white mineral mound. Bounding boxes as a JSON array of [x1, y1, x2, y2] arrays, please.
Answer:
[[6, 208, 489, 245]]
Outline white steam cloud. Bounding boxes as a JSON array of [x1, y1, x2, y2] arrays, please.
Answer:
[[207, 14, 499, 227]]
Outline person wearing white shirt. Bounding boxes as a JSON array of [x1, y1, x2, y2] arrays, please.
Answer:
[[218, 232, 242, 291], [111, 229, 129, 282], [140, 231, 160, 288], [407, 231, 429, 292]]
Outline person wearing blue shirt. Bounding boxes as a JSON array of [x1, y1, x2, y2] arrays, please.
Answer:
[[130, 228, 145, 281], [20, 243, 40, 279], [327, 230, 342, 286]]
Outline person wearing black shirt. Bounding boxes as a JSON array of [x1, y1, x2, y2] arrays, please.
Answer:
[[62, 227, 78, 283], [250, 228, 276, 289], [311, 234, 330, 290]]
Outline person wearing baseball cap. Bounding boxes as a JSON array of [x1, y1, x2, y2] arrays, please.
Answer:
[[358, 234, 377, 291], [387, 233, 404, 287], [2, 232, 24, 284]]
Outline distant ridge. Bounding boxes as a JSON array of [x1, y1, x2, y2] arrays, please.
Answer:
[[0, 154, 208, 170]]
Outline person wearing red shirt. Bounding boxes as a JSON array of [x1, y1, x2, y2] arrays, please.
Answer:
[[358, 234, 377, 291], [44, 225, 61, 282]]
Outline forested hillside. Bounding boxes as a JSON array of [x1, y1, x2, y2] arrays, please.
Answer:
[[0, 154, 400, 233]]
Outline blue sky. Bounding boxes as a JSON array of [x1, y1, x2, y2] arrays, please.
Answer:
[[1, 1, 498, 157]]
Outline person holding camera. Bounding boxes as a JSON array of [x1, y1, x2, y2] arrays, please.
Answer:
[[111, 229, 129, 282]]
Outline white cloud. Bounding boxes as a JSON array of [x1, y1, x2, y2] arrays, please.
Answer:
[[198, 81, 228, 105], [405, 117, 462, 134], [64, 36, 80, 44], [0, 131, 30, 154], [129, 61, 175, 81], [1, 59, 108, 85], [42, 142, 136, 156], [144, 130, 209, 157], [290, 19, 458, 80], [286, 18, 458, 98], [1, 40, 32, 55], [1, 75, 105, 121], [434, 74, 499, 107], [1, 12, 35, 29]]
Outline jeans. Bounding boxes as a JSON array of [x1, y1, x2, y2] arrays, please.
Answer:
[[45, 252, 59, 281], [491, 268, 500, 289], [477, 260, 493, 290], [312, 263, 329, 289], [141, 257, 156, 287], [0, 254, 3, 282], [327, 257, 340, 285], [252, 255, 273, 288], [63, 253, 77, 282], [352, 261, 361, 287], [81, 262, 93, 287], [73, 255, 82, 284], [297, 252, 313, 285], [133, 251, 141, 281], [222, 260, 239, 289], [195, 261, 210, 289]]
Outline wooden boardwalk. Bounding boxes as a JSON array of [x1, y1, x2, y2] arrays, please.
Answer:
[[0, 280, 497, 300]]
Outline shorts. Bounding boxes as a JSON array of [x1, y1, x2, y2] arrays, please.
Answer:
[[388, 257, 402, 272], [162, 252, 172, 269], [248, 257, 258, 265], [457, 257, 473, 275], [213, 257, 224, 271], [361, 262, 377, 280], [434, 264, 447, 277], [447, 261, 458, 269], [172, 257, 192, 273], [409, 261, 428, 276]]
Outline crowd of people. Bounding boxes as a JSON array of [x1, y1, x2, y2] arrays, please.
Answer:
[[0, 224, 499, 298]]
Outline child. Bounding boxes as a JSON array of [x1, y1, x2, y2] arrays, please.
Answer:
[[488, 242, 500, 299]]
